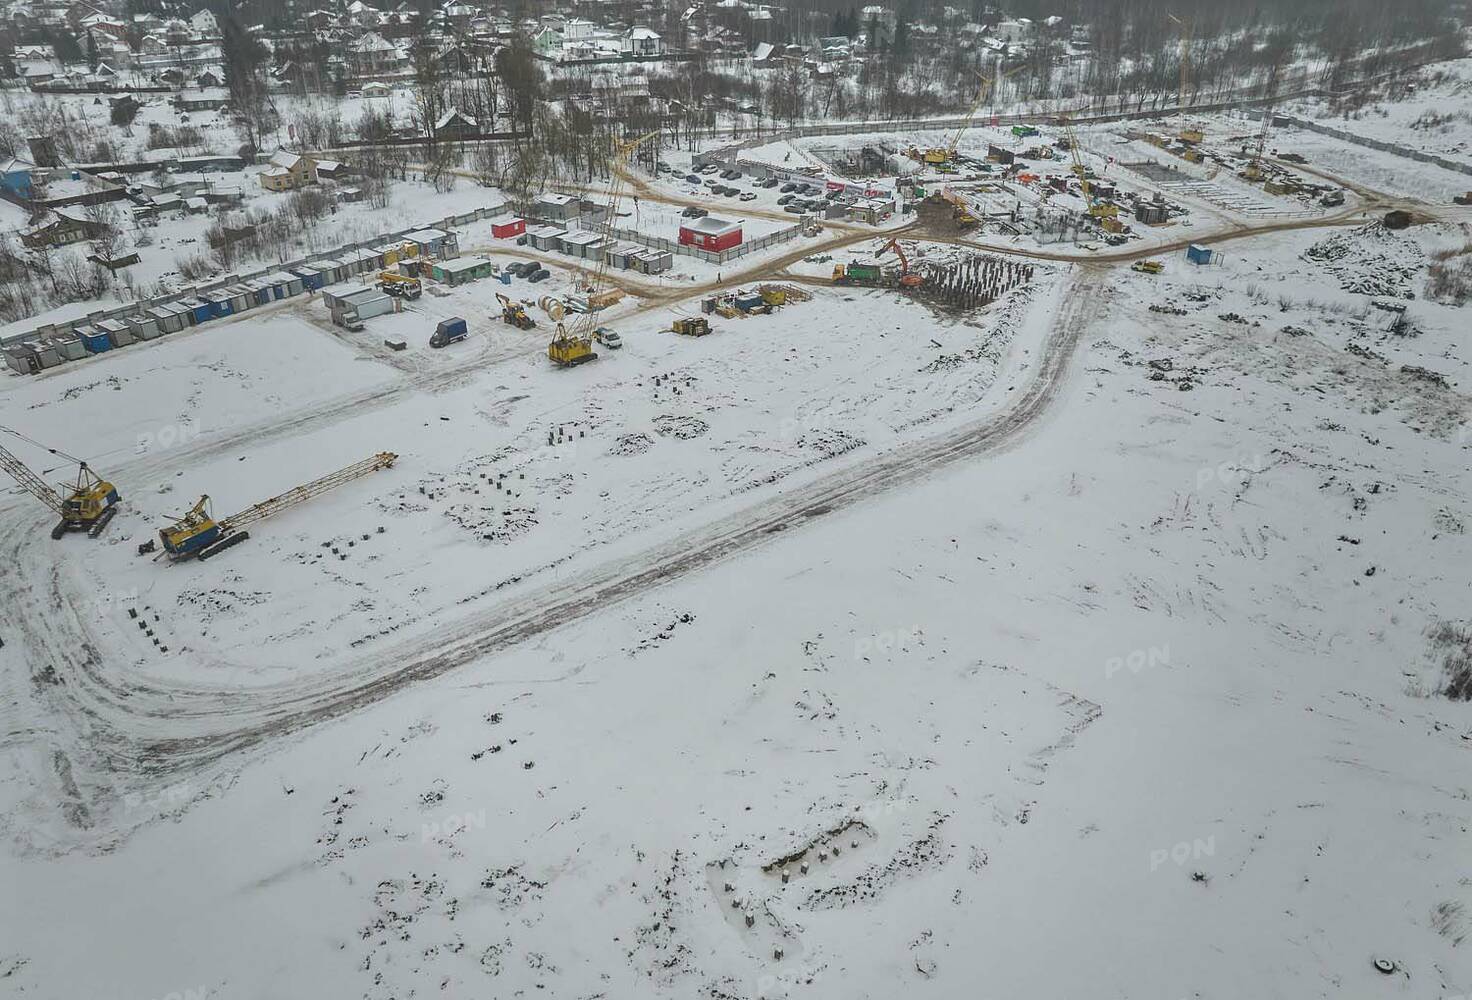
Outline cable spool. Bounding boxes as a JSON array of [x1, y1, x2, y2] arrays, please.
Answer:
[[539, 297, 565, 321]]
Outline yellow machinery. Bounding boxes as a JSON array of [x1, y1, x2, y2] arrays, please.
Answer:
[[1058, 114, 1117, 220], [939, 189, 977, 226], [550, 129, 658, 368], [0, 427, 120, 539], [760, 286, 787, 306], [672, 317, 711, 337], [1242, 62, 1282, 183], [497, 292, 536, 329], [1132, 260, 1164, 274], [158, 452, 397, 561], [909, 65, 1021, 166], [377, 270, 422, 299], [1167, 14, 1203, 144]]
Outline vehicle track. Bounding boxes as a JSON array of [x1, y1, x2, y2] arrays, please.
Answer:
[[11, 269, 1100, 782]]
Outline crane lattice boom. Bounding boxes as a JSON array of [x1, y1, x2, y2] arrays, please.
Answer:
[[0, 443, 64, 515], [221, 452, 399, 532]]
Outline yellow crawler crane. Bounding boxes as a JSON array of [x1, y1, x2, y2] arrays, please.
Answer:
[[0, 426, 120, 539], [158, 452, 397, 561], [550, 130, 659, 368]]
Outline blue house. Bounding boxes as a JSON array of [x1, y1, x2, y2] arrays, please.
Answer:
[[0, 156, 35, 200]]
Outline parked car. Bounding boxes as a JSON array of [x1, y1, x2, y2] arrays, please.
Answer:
[[763, 177, 781, 188], [516, 234, 529, 246], [777, 194, 794, 205], [739, 192, 757, 202], [685, 174, 701, 184], [593, 327, 622, 349], [721, 187, 739, 197], [780, 183, 797, 193], [783, 204, 804, 214], [684, 206, 709, 218], [701, 164, 720, 174], [704, 178, 720, 188], [719, 169, 737, 179], [528, 269, 550, 283]]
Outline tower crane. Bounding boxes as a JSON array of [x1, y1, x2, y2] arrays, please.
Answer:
[[157, 452, 397, 561], [549, 129, 660, 369], [0, 426, 120, 539]]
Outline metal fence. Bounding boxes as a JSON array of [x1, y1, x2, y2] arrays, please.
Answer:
[[1279, 115, 1472, 179], [572, 217, 803, 265]]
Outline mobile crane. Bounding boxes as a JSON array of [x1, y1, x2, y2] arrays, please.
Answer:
[[0, 426, 120, 539], [158, 452, 397, 561]]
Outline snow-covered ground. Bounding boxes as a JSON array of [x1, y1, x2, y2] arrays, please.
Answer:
[[4, 76, 1472, 1000]]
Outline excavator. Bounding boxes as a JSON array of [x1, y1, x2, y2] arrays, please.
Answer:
[[0, 427, 120, 539], [497, 292, 536, 330], [877, 238, 924, 288], [158, 452, 397, 561]]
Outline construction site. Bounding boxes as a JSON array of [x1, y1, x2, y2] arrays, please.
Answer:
[[4, 35, 1472, 1000]]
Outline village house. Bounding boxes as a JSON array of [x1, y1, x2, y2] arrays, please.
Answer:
[[259, 150, 319, 192]]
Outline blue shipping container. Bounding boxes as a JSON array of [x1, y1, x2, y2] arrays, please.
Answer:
[[80, 331, 112, 353], [1186, 244, 1212, 265]]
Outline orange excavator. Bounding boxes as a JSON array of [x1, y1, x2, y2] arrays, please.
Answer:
[[878, 238, 925, 288]]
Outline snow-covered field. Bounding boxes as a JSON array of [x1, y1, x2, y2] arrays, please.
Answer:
[[4, 75, 1472, 1000]]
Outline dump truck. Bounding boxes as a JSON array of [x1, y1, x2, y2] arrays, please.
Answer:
[[1131, 260, 1164, 275], [429, 316, 467, 348], [671, 317, 711, 337], [831, 261, 883, 286]]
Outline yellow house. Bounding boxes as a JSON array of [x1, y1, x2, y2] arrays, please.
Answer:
[[259, 150, 319, 191]]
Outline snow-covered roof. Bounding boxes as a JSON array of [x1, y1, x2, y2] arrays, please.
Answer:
[[435, 109, 476, 129]]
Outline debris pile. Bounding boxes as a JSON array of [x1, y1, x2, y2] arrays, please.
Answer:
[[1302, 223, 1423, 297]]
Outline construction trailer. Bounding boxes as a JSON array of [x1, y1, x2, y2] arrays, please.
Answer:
[[491, 216, 527, 239], [405, 228, 458, 260], [325, 287, 396, 327], [430, 257, 496, 286], [53, 332, 88, 359], [679, 217, 743, 252], [528, 225, 567, 252], [158, 452, 398, 561], [1186, 243, 1215, 265]]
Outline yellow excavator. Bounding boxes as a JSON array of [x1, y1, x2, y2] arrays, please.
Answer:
[[497, 292, 536, 330]]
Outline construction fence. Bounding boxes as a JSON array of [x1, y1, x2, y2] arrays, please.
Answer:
[[1279, 116, 1472, 179], [572, 218, 803, 265]]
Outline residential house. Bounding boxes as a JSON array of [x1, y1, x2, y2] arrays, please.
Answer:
[[20, 207, 114, 247], [433, 109, 478, 139], [623, 26, 661, 56], [259, 150, 319, 191], [346, 32, 404, 75], [189, 9, 217, 36]]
